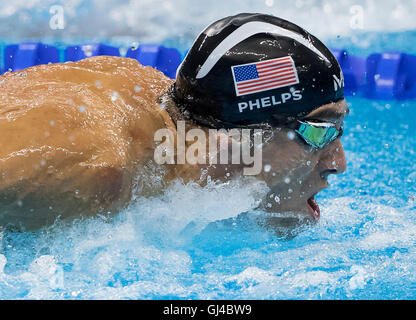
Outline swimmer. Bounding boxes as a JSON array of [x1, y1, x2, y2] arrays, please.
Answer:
[[0, 13, 348, 230]]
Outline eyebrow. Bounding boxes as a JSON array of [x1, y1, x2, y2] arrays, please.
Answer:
[[303, 101, 349, 123]]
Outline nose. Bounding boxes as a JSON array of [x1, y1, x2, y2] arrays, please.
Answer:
[[318, 139, 347, 179]]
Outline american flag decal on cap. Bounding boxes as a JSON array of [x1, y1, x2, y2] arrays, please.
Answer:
[[231, 56, 299, 96]]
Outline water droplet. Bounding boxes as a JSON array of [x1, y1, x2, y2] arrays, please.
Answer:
[[78, 105, 86, 112], [119, 47, 127, 56], [288, 188, 293, 193], [134, 85, 141, 92], [287, 131, 295, 140], [111, 92, 118, 102], [264, 164, 271, 172], [306, 160, 311, 166], [81, 45, 94, 57], [131, 42, 139, 51], [284, 177, 290, 184], [50, 120, 55, 126]]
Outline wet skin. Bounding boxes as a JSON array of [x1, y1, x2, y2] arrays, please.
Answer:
[[0, 56, 175, 228], [0, 55, 347, 229], [257, 100, 348, 221]]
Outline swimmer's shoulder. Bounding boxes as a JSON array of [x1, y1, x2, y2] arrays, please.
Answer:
[[0, 55, 173, 99]]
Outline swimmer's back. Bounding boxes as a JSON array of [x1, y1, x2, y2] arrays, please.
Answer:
[[0, 56, 174, 229]]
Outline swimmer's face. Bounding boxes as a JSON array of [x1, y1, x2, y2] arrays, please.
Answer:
[[259, 99, 349, 220]]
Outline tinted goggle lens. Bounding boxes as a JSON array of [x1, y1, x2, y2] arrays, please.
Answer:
[[296, 121, 340, 148]]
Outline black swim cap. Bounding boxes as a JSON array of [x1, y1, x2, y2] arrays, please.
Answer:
[[173, 13, 344, 127]]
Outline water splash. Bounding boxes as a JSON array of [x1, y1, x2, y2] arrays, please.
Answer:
[[0, 0, 416, 43]]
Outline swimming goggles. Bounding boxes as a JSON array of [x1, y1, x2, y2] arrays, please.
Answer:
[[295, 120, 342, 149]]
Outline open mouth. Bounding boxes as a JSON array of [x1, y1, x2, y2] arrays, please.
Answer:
[[307, 196, 320, 221]]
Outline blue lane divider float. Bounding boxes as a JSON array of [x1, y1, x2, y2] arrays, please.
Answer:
[[4, 42, 59, 72], [126, 43, 181, 79], [1, 41, 416, 100], [331, 48, 416, 100], [331, 49, 366, 96], [65, 43, 120, 61], [366, 52, 416, 99]]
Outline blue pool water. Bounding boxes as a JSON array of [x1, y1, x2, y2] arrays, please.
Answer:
[[1, 1, 416, 300]]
